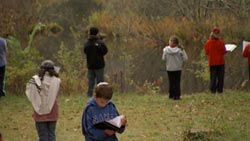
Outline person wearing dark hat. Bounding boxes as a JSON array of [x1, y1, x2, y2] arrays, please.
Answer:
[[83, 27, 108, 97], [25, 60, 61, 141], [204, 27, 227, 94]]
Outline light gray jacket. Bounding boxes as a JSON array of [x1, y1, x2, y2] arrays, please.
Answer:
[[162, 46, 188, 71]]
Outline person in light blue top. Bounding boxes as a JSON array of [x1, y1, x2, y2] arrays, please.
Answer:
[[0, 36, 7, 97], [82, 82, 127, 141]]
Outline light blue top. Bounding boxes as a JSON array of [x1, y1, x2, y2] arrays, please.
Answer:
[[0, 37, 7, 66]]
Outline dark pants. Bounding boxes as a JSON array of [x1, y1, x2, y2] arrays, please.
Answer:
[[0, 66, 5, 97], [87, 68, 104, 97], [248, 66, 250, 81], [167, 71, 181, 99], [209, 65, 225, 93], [35, 121, 57, 141]]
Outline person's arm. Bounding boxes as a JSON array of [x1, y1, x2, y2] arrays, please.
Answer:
[[83, 43, 90, 54], [4, 39, 7, 52], [162, 47, 167, 61], [221, 41, 227, 54], [97, 41, 108, 55], [110, 103, 126, 134], [181, 49, 188, 62]]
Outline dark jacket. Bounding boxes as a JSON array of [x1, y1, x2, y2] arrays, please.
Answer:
[[84, 36, 108, 69]]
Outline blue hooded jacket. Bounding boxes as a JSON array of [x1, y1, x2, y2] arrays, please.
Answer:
[[82, 98, 125, 141]]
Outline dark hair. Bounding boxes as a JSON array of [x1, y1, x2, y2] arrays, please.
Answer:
[[169, 35, 179, 45], [95, 83, 113, 100], [169, 35, 185, 49], [38, 60, 59, 80], [89, 27, 99, 36]]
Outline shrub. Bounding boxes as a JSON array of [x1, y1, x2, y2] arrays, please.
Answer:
[[54, 41, 87, 95], [6, 36, 42, 95]]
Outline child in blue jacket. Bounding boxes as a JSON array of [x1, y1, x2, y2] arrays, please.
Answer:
[[82, 82, 127, 141]]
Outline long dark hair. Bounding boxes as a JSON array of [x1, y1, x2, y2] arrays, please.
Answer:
[[38, 60, 59, 80]]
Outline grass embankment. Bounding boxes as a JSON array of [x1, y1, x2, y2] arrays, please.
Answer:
[[0, 90, 250, 141]]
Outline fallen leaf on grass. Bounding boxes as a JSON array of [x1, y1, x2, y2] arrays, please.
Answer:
[[65, 99, 71, 102]]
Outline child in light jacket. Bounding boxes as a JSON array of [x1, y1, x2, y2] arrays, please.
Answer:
[[26, 60, 61, 141], [162, 35, 188, 100]]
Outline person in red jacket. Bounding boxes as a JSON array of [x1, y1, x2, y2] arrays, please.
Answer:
[[204, 27, 227, 94], [242, 44, 250, 80]]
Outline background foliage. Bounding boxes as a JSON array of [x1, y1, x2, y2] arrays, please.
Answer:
[[1, 0, 250, 95]]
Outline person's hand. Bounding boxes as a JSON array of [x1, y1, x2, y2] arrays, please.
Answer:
[[120, 115, 127, 126], [104, 129, 116, 136]]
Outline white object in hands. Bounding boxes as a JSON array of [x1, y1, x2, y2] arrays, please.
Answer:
[[225, 44, 237, 52], [94, 115, 125, 131], [106, 115, 125, 128]]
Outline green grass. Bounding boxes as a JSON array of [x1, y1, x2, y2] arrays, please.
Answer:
[[1, 90, 250, 141]]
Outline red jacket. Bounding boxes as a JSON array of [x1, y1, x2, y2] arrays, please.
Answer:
[[204, 38, 227, 66], [242, 44, 250, 65]]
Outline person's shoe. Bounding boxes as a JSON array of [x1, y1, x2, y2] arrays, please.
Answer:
[[173, 97, 181, 100], [217, 91, 223, 94]]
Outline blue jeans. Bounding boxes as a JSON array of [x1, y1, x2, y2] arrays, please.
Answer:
[[35, 121, 57, 141], [87, 68, 104, 97]]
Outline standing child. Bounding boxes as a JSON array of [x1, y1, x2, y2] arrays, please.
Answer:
[[26, 60, 61, 141], [204, 27, 227, 94], [82, 82, 127, 141], [83, 27, 108, 97], [162, 36, 188, 100]]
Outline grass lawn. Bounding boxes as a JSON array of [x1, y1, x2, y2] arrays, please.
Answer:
[[0, 90, 250, 141]]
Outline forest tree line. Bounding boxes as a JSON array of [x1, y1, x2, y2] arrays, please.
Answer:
[[1, 0, 250, 95]]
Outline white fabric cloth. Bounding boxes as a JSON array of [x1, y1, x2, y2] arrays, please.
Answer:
[[162, 46, 188, 71], [25, 74, 60, 115]]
